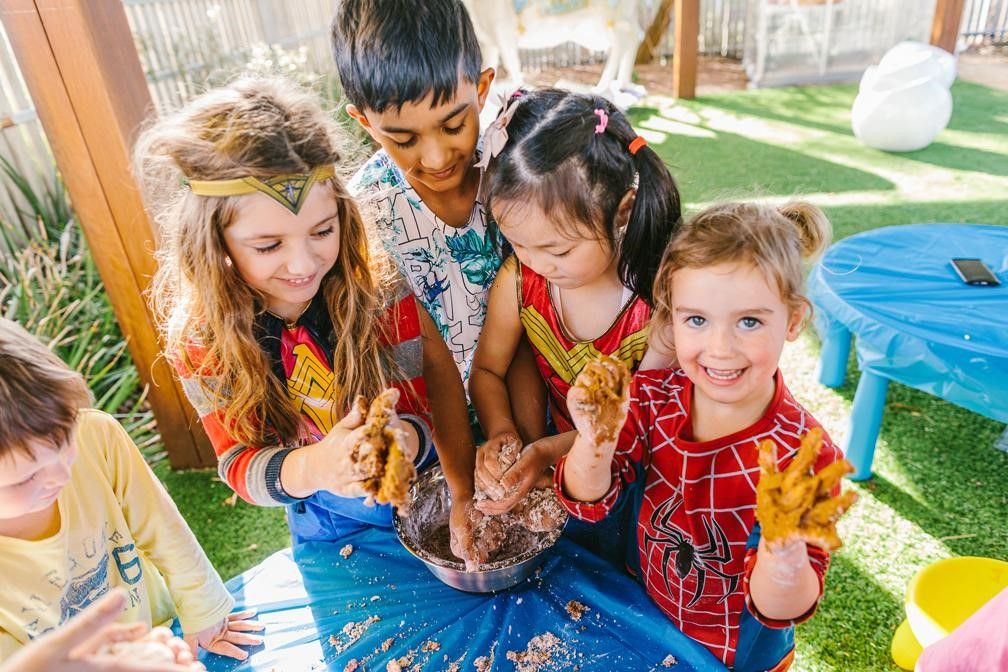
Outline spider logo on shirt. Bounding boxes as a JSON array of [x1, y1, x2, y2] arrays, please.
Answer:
[[643, 497, 739, 607]]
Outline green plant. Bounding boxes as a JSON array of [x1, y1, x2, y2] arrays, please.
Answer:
[[0, 163, 160, 460]]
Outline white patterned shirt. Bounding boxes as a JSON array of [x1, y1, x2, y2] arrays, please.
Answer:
[[350, 149, 503, 386]]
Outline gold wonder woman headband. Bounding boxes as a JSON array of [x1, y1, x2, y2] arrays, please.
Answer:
[[185, 165, 336, 215]]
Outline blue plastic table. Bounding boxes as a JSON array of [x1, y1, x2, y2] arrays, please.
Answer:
[[808, 223, 1008, 480], [199, 527, 726, 671]]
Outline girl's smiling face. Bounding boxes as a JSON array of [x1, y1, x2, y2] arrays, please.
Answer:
[[222, 182, 341, 322], [670, 261, 803, 412], [495, 198, 616, 290]]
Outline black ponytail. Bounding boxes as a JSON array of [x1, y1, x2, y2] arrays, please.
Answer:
[[619, 141, 682, 305]]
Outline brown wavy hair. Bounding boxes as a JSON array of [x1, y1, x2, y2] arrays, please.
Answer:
[[653, 201, 832, 352], [0, 318, 93, 459], [137, 77, 398, 447]]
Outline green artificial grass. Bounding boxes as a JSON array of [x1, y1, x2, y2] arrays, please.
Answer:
[[158, 79, 1008, 671], [154, 464, 289, 581]]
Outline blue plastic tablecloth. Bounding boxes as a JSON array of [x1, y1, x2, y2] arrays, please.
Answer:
[[200, 527, 726, 671], [808, 223, 1008, 423]]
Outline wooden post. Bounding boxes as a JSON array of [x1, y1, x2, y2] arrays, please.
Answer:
[[930, 0, 965, 53], [636, 0, 676, 65], [1, 0, 215, 468], [673, 0, 699, 99]]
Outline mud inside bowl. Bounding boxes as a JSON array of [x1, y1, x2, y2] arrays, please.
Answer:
[[393, 465, 564, 593]]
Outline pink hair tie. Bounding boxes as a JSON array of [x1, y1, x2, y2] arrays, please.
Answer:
[[593, 108, 608, 134]]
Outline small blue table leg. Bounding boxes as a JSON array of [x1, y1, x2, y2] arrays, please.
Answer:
[[816, 321, 851, 388], [843, 370, 889, 481]]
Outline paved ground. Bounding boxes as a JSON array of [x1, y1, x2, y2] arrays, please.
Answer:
[[958, 47, 1008, 92], [523, 48, 1008, 96]]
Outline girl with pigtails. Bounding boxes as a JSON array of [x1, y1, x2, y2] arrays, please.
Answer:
[[468, 88, 682, 560]]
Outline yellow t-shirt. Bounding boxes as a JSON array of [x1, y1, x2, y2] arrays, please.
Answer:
[[0, 409, 233, 660]]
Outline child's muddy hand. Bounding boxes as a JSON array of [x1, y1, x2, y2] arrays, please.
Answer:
[[474, 432, 521, 500], [474, 441, 550, 516], [448, 497, 479, 565]]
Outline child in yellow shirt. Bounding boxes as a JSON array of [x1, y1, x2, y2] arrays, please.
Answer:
[[0, 318, 261, 663]]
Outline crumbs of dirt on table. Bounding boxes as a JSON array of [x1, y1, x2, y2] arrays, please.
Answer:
[[421, 640, 441, 652], [506, 632, 571, 672], [381, 637, 395, 652], [330, 615, 381, 653], [662, 654, 678, 667], [565, 600, 590, 621], [473, 653, 493, 671], [343, 660, 359, 672], [340, 544, 354, 558]]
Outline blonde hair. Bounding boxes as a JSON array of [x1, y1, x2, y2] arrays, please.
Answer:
[[137, 77, 398, 447], [653, 201, 831, 337], [0, 318, 93, 459]]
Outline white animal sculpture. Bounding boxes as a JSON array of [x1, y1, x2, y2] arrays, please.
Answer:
[[852, 41, 956, 152], [464, 0, 648, 105]]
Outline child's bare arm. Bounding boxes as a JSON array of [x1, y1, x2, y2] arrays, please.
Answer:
[[469, 256, 526, 440], [747, 539, 822, 621], [506, 339, 549, 444], [417, 305, 480, 563]]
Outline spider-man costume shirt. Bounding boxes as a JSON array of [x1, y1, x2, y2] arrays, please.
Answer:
[[555, 369, 843, 671]]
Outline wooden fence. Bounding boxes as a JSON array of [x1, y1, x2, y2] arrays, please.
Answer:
[[0, 0, 1006, 231]]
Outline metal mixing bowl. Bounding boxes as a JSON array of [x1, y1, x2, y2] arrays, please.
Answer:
[[393, 465, 564, 593]]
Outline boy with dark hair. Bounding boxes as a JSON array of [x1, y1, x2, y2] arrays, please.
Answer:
[[0, 318, 260, 662], [332, 0, 498, 389]]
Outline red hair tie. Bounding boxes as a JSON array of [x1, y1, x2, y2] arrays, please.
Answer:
[[628, 136, 648, 155]]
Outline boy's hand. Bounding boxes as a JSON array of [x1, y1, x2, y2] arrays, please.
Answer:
[[448, 496, 478, 565], [185, 610, 264, 661], [756, 429, 858, 552], [2, 589, 204, 672]]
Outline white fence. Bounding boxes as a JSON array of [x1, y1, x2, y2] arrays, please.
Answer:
[[0, 0, 1005, 232], [125, 0, 337, 112], [961, 0, 1008, 45]]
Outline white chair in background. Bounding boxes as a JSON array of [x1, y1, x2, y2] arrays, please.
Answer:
[[851, 40, 957, 152]]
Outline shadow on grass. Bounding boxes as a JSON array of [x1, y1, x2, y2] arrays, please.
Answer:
[[797, 553, 904, 671], [821, 353, 1008, 561], [630, 105, 894, 203]]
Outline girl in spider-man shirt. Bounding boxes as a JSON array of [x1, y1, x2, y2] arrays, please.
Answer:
[[555, 201, 857, 671]]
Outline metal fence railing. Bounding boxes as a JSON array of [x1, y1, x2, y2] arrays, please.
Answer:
[[960, 0, 1008, 45]]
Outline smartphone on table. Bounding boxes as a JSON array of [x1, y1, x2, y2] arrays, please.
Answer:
[[950, 258, 1000, 286]]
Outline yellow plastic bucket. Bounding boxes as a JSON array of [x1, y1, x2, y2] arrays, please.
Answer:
[[891, 556, 1008, 670]]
